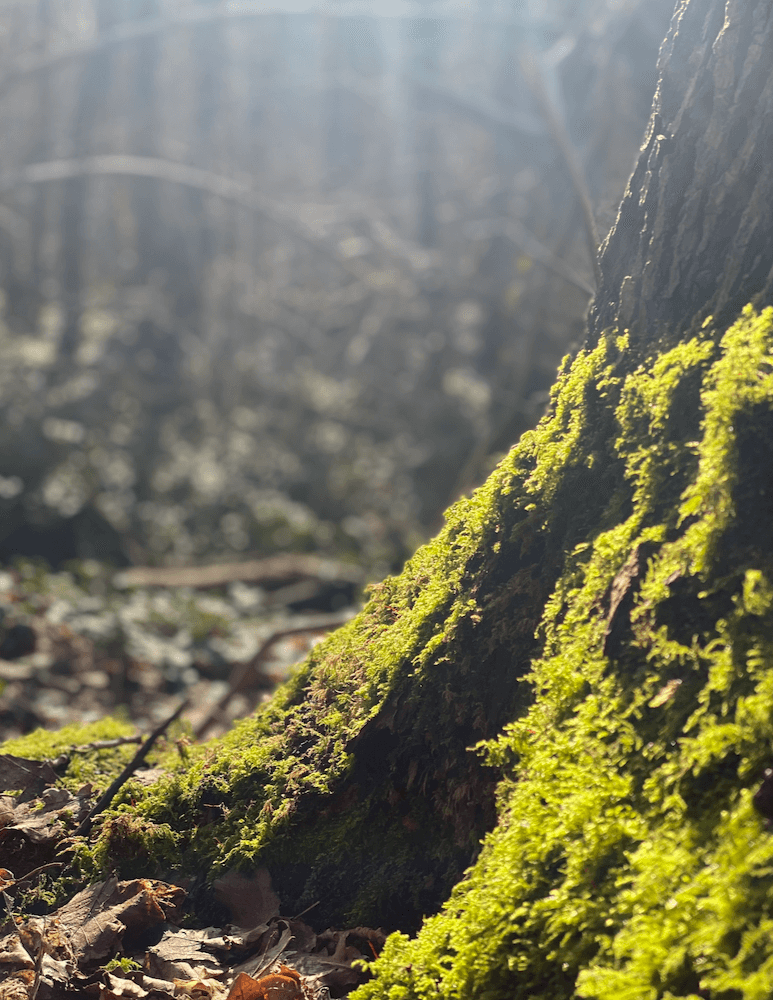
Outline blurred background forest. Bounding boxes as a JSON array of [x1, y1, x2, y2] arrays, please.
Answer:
[[0, 0, 675, 735]]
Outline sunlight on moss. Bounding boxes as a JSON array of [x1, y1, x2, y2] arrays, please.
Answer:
[[50, 304, 773, 997], [353, 304, 773, 999]]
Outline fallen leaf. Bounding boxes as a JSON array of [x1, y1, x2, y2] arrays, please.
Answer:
[[173, 977, 227, 998], [231, 924, 292, 979], [0, 972, 33, 1000], [0, 755, 59, 798], [0, 785, 91, 845], [105, 971, 151, 997], [213, 870, 280, 929], [57, 877, 185, 965], [146, 928, 225, 981], [0, 932, 32, 968], [226, 966, 303, 1000]]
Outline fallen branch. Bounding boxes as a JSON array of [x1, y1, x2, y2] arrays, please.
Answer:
[[113, 553, 365, 591], [194, 616, 353, 740], [76, 700, 188, 837], [71, 736, 143, 753]]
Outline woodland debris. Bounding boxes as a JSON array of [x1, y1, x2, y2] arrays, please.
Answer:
[[76, 700, 187, 836], [0, 756, 59, 799], [113, 557, 364, 592], [0, 784, 91, 845]]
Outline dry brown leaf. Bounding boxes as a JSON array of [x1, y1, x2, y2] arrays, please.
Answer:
[[231, 924, 292, 979], [57, 877, 185, 965], [141, 974, 179, 994], [0, 931, 32, 968], [104, 971, 152, 997], [225, 965, 304, 1000], [212, 870, 280, 930], [172, 977, 227, 999], [0, 786, 91, 846], [0, 755, 59, 797], [145, 928, 225, 981], [0, 972, 33, 1000]]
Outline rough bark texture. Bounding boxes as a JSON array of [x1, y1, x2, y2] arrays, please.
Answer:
[[589, 0, 773, 347]]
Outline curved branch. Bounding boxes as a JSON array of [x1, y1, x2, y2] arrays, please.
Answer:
[[0, 154, 377, 281]]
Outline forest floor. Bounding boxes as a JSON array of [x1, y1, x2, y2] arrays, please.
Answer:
[[0, 555, 365, 743], [0, 554, 376, 1000]]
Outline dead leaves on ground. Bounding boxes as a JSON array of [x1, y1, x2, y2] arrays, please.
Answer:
[[0, 871, 386, 999]]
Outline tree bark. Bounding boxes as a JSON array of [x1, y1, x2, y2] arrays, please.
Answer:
[[589, 0, 773, 347]]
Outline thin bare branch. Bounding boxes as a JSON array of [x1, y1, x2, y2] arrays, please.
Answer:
[[0, 154, 423, 285], [518, 47, 601, 290], [76, 700, 188, 837], [194, 615, 353, 740], [114, 553, 364, 590], [406, 69, 546, 138]]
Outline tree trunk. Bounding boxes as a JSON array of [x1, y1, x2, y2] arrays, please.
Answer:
[[82, 1, 773, 997], [589, 0, 773, 346]]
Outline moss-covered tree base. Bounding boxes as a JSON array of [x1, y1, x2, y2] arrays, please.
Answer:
[[6, 305, 773, 997], [356, 304, 773, 998]]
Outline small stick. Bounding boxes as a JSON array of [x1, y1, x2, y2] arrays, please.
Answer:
[[194, 617, 351, 740], [71, 736, 143, 753], [12, 863, 64, 889], [76, 700, 188, 837]]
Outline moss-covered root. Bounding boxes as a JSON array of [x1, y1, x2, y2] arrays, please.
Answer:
[[89, 315, 636, 930], [1, 717, 139, 792], [354, 305, 773, 999]]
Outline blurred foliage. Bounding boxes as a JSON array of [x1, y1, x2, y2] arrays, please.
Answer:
[[0, 0, 673, 575]]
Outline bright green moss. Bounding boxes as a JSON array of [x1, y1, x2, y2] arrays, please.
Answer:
[[0, 717, 139, 793], [63, 304, 773, 994], [88, 328, 631, 929], [353, 304, 773, 998]]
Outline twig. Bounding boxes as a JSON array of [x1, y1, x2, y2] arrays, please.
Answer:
[[71, 736, 143, 753], [502, 217, 595, 296], [12, 863, 64, 890], [518, 46, 601, 290], [76, 700, 188, 837], [406, 68, 545, 138], [194, 617, 352, 740]]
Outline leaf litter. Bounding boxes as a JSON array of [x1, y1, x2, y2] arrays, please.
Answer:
[[0, 755, 385, 999]]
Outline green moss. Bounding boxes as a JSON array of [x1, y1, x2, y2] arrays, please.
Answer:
[[90, 328, 632, 929], [0, 717, 139, 793], [353, 304, 773, 998], [1, 717, 134, 760], [65, 304, 773, 997]]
